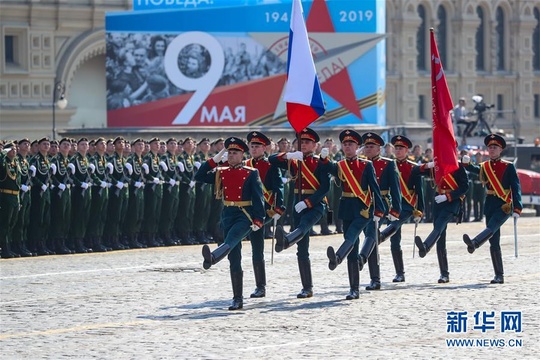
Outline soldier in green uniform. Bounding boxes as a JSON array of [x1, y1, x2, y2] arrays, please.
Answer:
[[206, 138, 225, 243], [87, 137, 111, 252], [123, 138, 146, 249], [176, 137, 197, 245], [192, 138, 213, 244], [159, 138, 181, 246], [29, 137, 54, 255], [69, 138, 93, 253], [1, 142, 22, 258], [12, 138, 35, 257], [49, 138, 74, 254], [104, 136, 130, 250], [141, 137, 165, 247]]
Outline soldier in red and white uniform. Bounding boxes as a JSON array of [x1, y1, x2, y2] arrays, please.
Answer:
[[462, 134, 522, 284], [196, 137, 265, 311]]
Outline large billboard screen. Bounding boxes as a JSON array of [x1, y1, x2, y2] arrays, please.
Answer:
[[105, 0, 386, 128]]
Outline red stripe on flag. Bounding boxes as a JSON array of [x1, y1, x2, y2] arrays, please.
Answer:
[[286, 103, 322, 133]]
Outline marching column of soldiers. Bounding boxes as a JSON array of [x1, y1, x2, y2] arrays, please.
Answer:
[[0, 132, 521, 311]]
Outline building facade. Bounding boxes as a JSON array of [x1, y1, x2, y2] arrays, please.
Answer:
[[1, 0, 539, 144]]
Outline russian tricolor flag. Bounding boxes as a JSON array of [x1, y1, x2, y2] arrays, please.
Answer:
[[284, 0, 325, 133]]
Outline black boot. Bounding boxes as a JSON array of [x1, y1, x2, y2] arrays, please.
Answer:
[[110, 235, 125, 250], [365, 252, 381, 290], [379, 222, 399, 244], [335, 219, 343, 234], [327, 241, 354, 270], [127, 235, 144, 249], [13, 239, 33, 257], [250, 260, 266, 298], [463, 229, 493, 254], [92, 236, 108, 252], [229, 271, 243, 310], [55, 238, 71, 255], [490, 249, 504, 284], [437, 249, 449, 283], [391, 249, 405, 282], [275, 225, 303, 253], [202, 243, 231, 269], [1, 240, 18, 258], [297, 259, 313, 298], [346, 260, 360, 300], [74, 238, 89, 253], [36, 239, 50, 256], [320, 214, 335, 235], [415, 230, 440, 258], [358, 236, 376, 271]]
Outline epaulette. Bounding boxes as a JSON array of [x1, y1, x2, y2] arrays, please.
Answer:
[[379, 156, 392, 162], [242, 165, 256, 171], [406, 159, 418, 166]]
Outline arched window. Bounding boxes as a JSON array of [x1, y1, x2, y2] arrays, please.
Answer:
[[417, 5, 426, 71], [496, 7, 505, 70], [475, 6, 485, 70], [437, 6, 448, 68], [534, 7, 540, 71]]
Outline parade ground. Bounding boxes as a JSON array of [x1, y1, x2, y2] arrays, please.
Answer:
[[1, 217, 539, 359]]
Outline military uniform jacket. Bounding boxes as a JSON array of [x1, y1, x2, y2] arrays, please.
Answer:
[[142, 151, 163, 185], [370, 155, 401, 218], [327, 156, 385, 221], [127, 153, 145, 185], [17, 153, 32, 193], [30, 152, 51, 190], [161, 151, 181, 185], [245, 156, 285, 214], [51, 153, 72, 189], [177, 151, 196, 185], [466, 159, 522, 214], [269, 152, 330, 210], [70, 152, 92, 189], [195, 158, 265, 227], [90, 153, 110, 184], [395, 158, 424, 213], [0, 153, 21, 192], [109, 152, 129, 188]]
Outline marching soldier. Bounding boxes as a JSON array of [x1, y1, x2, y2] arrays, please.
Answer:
[[0, 142, 22, 258], [377, 135, 424, 283], [271, 128, 331, 298], [325, 130, 385, 299], [358, 132, 401, 290], [462, 134, 522, 284], [141, 137, 166, 247], [245, 131, 285, 298], [49, 138, 74, 254], [70, 138, 93, 253], [196, 137, 265, 310], [123, 138, 146, 249], [104, 136, 130, 250], [28, 137, 54, 255], [13, 138, 35, 257], [471, 152, 486, 221], [87, 137, 111, 252], [159, 138, 181, 246], [415, 146, 469, 283]]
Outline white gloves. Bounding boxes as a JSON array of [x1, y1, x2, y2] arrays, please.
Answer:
[[88, 163, 96, 173], [285, 151, 303, 161], [272, 213, 281, 221], [356, 147, 364, 156], [250, 224, 261, 232], [125, 162, 133, 175], [41, 184, 48, 192], [189, 180, 196, 188], [81, 182, 89, 190], [100, 180, 108, 189], [295, 201, 308, 213], [177, 162, 185, 172], [512, 212, 520, 219], [413, 216, 422, 224], [67, 163, 76, 175], [373, 215, 381, 222], [435, 194, 448, 203], [426, 161, 435, 169], [50, 163, 57, 175], [58, 183, 66, 191], [221, 152, 228, 163], [106, 163, 114, 174], [194, 161, 201, 169], [387, 214, 399, 222], [107, 182, 112, 188], [29, 165, 37, 177], [212, 148, 227, 163], [461, 155, 470, 164], [21, 184, 29, 192], [142, 163, 149, 174], [152, 177, 160, 184], [168, 178, 176, 186], [281, 177, 288, 184], [134, 181, 143, 188], [116, 181, 124, 190], [159, 161, 168, 171], [320, 148, 329, 159]]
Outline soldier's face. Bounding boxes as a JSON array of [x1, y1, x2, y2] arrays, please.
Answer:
[[77, 141, 89, 155], [278, 141, 289, 152], [150, 141, 160, 153], [107, 143, 114, 153], [394, 145, 408, 160], [49, 144, 59, 155], [60, 141, 71, 155], [114, 141, 125, 153], [215, 141, 224, 152], [18, 141, 30, 153], [300, 139, 316, 154], [133, 142, 144, 154], [488, 145, 503, 159], [227, 149, 243, 166], [341, 141, 358, 158], [167, 142, 177, 153], [363, 144, 380, 159], [249, 143, 265, 158], [39, 141, 50, 154], [96, 141, 106, 154]]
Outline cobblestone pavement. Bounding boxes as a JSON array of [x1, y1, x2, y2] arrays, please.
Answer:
[[1, 218, 539, 359]]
